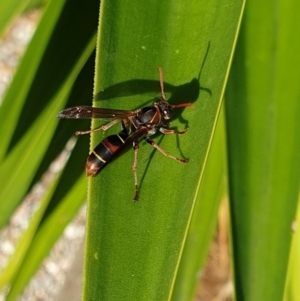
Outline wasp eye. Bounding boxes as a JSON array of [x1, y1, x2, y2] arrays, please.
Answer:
[[163, 109, 173, 119]]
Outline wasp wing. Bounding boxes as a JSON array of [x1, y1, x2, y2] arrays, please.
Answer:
[[57, 105, 140, 119]]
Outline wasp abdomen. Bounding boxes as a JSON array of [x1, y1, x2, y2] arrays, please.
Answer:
[[86, 131, 127, 177]]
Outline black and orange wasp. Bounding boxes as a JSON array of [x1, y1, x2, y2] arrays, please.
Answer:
[[57, 68, 193, 201]]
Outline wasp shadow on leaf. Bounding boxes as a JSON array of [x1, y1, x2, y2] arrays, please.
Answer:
[[137, 42, 212, 194], [84, 43, 212, 200], [94, 43, 212, 197], [94, 42, 211, 112]]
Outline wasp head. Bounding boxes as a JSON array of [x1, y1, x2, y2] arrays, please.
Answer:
[[156, 100, 173, 120]]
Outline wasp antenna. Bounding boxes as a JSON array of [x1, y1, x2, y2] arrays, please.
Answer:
[[159, 67, 167, 101]]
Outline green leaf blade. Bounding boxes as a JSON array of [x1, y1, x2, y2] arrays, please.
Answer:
[[83, 0, 245, 300], [0, 0, 97, 228], [225, 0, 300, 300]]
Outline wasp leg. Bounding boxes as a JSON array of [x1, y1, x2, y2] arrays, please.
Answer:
[[132, 142, 139, 202], [75, 118, 122, 135], [159, 126, 188, 135], [145, 138, 188, 163]]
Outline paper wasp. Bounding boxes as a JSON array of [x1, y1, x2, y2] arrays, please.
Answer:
[[57, 68, 193, 201]]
